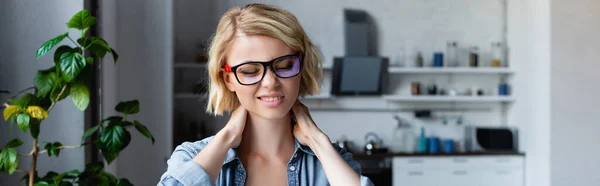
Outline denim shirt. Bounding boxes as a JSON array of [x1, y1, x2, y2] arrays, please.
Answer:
[[157, 136, 374, 186]]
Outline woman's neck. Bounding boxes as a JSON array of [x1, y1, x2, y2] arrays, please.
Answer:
[[239, 112, 295, 157]]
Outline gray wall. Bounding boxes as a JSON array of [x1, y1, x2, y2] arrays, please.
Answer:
[[0, 1, 84, 185], [550, 0, 600, 185], [104, 0, 174, 185]]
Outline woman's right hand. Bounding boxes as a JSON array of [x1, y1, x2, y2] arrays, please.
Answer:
[[218, 106, 248, 148]]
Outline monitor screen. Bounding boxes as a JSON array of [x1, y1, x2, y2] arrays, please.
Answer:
[[331, 56, 388, 95]]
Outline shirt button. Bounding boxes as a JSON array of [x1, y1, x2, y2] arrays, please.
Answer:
[[238, 176, 242, 180], [293, 153, 298, 158], [289, 166, 296, 171]]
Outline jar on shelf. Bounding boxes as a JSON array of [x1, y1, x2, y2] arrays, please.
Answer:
[[446, 41, 458, 67], [469, 46, 479, 67], [491, 42, 504, 67]]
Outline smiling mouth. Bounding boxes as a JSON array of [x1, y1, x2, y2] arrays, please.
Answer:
[[257, 96, 285, 102]]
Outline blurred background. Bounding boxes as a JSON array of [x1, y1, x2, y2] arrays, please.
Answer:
[[1, 0, 598, 186]]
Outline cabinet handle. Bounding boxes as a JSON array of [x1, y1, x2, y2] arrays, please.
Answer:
[[453, 158, 468, 163], [452, 170, 468, 175], [408, 171, 424, 176], [408, 159, 424, 164]]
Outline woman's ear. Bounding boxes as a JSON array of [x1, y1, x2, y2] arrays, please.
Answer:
[[222, 72, 236, 92]]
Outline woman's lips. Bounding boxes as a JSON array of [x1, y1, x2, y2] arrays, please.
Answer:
[[258, 96, 284, 108]]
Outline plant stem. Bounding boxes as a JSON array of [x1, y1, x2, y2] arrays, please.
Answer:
[[29, 138, 38, 186], [48, 85, 67, 112], [67, 36, 82, 49], [8, 86, 36, 100], [38, 145, 82, 154], [15, 169, 28, 173]]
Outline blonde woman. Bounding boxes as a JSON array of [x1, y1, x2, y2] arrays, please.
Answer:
[[158, 3, 374, 186]]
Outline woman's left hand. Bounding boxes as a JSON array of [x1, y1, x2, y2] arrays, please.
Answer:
[[292, 100, 327, 147]]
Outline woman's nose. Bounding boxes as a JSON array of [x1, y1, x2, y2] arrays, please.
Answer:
[[261, 67, 279, 88]]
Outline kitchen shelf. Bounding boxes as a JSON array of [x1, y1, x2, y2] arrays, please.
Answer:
[[388, 67, 514, 74], [382, 95, 515, 102], [174, 93, 208, 99], [174, 63, 207, 69]]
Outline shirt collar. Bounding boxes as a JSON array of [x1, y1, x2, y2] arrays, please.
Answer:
[[222, 137, 315, 165]]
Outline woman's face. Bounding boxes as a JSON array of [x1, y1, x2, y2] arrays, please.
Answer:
[[223, 35, 301, 120]]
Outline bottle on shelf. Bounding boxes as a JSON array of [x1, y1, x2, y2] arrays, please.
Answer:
[[391, 115, 416, 153], [491, 42, 504, 67], [417, 127, 428, 153], [446, 41, 458, 67], [469, 46, 479, 67], [416, 52, 424, 67]]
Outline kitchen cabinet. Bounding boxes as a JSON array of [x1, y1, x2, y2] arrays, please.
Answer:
[[392, 156, 524, 186]]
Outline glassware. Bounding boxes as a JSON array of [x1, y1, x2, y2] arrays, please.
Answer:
[[491, 42, 504, 67], [446, 41, 458, 67]]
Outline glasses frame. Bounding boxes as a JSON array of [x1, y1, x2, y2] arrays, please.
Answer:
[[223, 53, 303, 85]]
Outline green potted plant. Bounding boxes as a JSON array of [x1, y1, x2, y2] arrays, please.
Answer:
[[0, 9, 154, 186]]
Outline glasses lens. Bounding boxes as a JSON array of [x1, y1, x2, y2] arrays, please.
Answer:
[[273, 56, 301, 78], [235, 63, 264, 84]]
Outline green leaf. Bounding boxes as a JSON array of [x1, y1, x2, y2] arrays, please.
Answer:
[[10, 93, 36, 108], [17, 113, 30, 132], [70, 82, 89, 111], [35, 67, 60, 98], [30, 118, 41, 138], [44, 142, 63, 157], [67, 10, 96, 30], [103, 116, 124, 123], [115, 100, 139, 115], [110, 48, 119, 63], [84, 37, 111, 59], [81, 124, 100, 143], [33, 181, 50, 186], [84, 161, 104, 173], [50, 84, 70, 102], [4, 148, 18, 174], [53, 46, 74, 65], [36, 32, 69, 60], [0, 151, 5, 172], [53, 142, 62, 157], [134, 120, 155, 144], [122, 121, 133, 127], [42, 171, 59, 182], [59, 51, 86, 82], [5, 139, 23, 148], [85, 57, 94, 65], [117, 179, 133, 186], [101, 125, 131, 151], [99, 125, 131, 164], [59, 182, 73, 186], [101, 150, 119, 165]]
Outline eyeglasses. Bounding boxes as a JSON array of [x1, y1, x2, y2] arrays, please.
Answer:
[[223, 53, 303, 85]]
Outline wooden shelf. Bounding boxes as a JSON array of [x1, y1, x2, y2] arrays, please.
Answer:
[[388, 67, 514, 74], [382, 95, 515, 102], [174, 63, 207, 69]]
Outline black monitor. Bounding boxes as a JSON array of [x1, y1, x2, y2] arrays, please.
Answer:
[[331, 56, 388, 96]]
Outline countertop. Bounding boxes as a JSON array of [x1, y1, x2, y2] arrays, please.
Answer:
[[352, 151, 525, 159]]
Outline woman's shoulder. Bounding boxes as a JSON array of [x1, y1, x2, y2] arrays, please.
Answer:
[[172, 136, 218, 155]]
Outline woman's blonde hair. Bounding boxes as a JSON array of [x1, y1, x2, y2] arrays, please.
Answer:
[[206, 3, 323, 115]]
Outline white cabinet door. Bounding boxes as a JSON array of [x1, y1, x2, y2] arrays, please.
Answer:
[[482, 169, 524, 186], [442, 169, 482, 186], [393, 170, 443, 186]]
